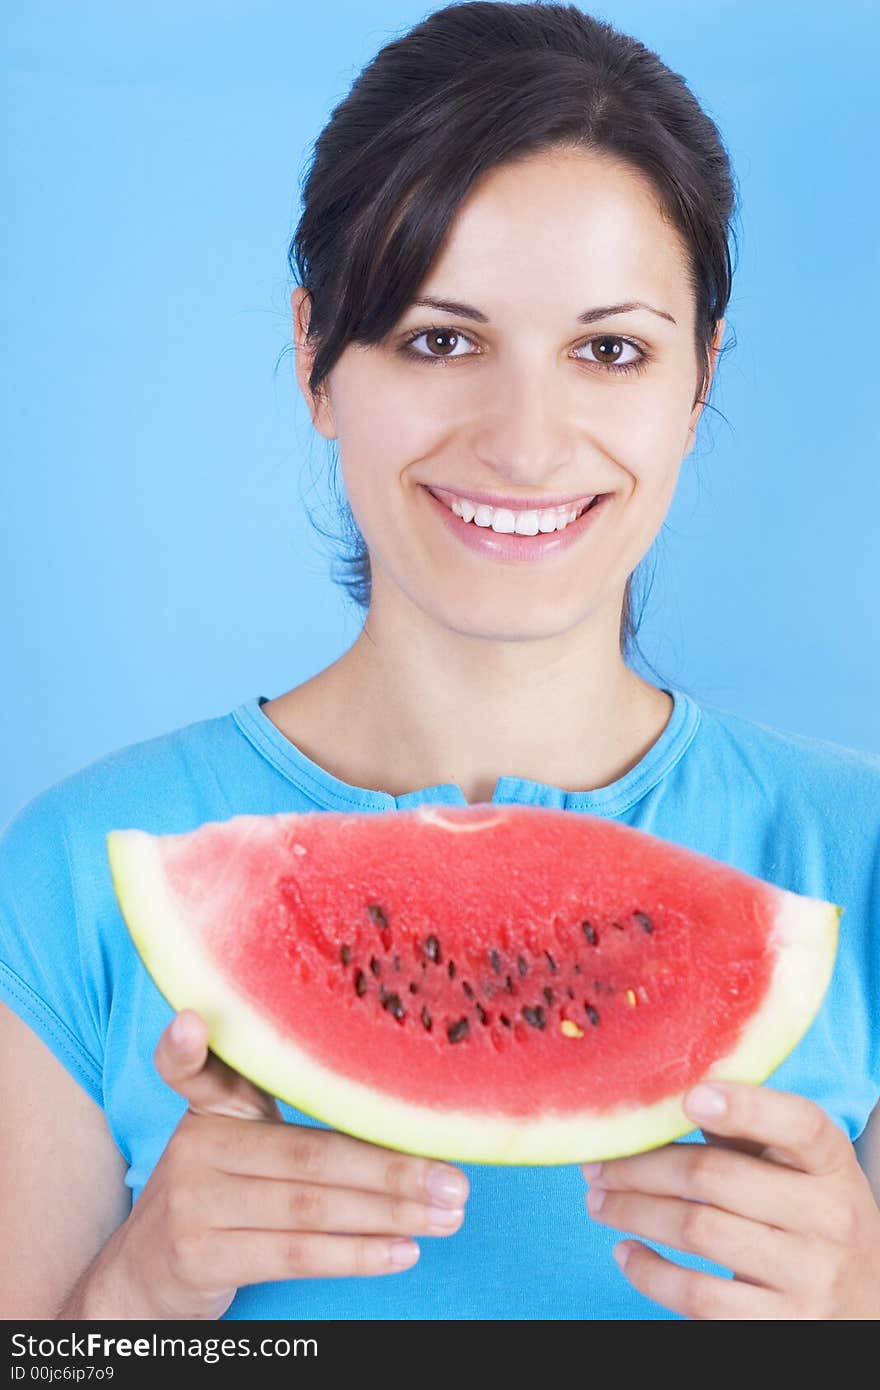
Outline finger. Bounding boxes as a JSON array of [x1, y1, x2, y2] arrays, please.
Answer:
[[194, 1172, 466, 1238], [682, 1083, 849, 1177], [701, 1132, 766, 1160], [180, 1229, 421, 1286], [586, 1187, 802, 1292], [201, 1115, 470, 1210], [581, 1141, 815, 1234], [154, 1011, 281, 1121], [611, 1240, 791, 1320]]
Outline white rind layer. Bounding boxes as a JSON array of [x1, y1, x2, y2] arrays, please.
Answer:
[[107, 828, 841, 1165]]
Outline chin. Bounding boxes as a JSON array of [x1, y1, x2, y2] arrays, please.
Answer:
[[429, 588, 591, 642]]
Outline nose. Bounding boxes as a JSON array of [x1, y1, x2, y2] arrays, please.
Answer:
[[472, 356, 574, 482]]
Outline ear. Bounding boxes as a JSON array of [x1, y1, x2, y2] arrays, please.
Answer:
[[683, 317, 725, 456], [291, 286, 337, 440]]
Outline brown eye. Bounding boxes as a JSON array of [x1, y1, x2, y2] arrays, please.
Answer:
[[403, 326, 475, 361], [424, 329, 459, 356], [577, 335, 643, 372], [591, 336, 625, 363]]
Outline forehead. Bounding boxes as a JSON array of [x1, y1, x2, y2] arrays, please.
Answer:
[[419, 147, 691, 321]]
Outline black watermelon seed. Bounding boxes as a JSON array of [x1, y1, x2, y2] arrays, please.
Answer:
[[475, 1002, 488, 1025], [544, 950, 558, 973], [586, 1004, 600, 1026], [522, 1005, 546, 1029], [393, 955, 401, 972], [634, 910, 654, 934], [582, 923, 598, 946], [500, 1013, 512, 1028], [447, 1017, 469, 1044], [488, 948, 502, 974], [517, 955, 528, 977], [421, 1006, 432, 1031], [613, 921, 625, 931], [382, 991, 405, 1021], [574, 963, 583, 974], [566, 986, 575, 999], [354, 970, 367, 997], [409, 981, 419, 994], [448, 960, 456, 980], [424, 935, 441, 963], [370, 956, 381, 977], [505, 975, 515, 993], [368, 904, 388, 928], [543, 986, 554, 1007], [462, 981, 474, 999], [340, 944, 351, 965]]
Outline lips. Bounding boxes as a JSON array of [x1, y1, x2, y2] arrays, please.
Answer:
[[421, 482, 611, 563], [426, 485, 602, 514]]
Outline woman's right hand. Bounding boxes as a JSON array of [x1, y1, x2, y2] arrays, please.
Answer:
[[88, 1009, 470, 1320]]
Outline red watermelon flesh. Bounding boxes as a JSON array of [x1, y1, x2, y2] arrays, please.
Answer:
[[107, 804, 840, 1164]]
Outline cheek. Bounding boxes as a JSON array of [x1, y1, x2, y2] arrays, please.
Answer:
[[332, 362, 447, 477], [329, 369, 449, 555], [588, 377, 691, 461]]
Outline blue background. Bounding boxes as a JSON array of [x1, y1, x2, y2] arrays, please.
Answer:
[[2, 0, 878, 824]]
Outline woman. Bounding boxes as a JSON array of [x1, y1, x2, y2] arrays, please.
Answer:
[[1, 1, 879, 1321]]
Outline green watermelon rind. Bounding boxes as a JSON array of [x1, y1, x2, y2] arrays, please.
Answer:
[[107, 828, 841, 1165]]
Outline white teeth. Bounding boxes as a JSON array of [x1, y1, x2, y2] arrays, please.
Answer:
[[449, 497, 595, 532]]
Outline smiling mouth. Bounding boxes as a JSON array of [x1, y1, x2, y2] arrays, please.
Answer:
[[427, 486, 604, 534]]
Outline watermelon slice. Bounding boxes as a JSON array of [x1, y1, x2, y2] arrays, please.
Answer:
[[107, 805, 840, 1164]]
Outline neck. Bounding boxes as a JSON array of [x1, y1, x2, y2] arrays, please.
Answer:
[[271, 589, 672, 805]]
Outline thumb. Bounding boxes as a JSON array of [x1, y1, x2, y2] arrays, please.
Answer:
[[154, 1009, 282, 1121]]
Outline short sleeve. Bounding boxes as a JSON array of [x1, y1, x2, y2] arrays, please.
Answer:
[[0, 790, 104, 1107]]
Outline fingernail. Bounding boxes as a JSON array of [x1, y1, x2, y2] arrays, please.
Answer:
[[429, 1206, 464, 1229], [586, 1186, 607, 1213], [170, 1014, 195, 1048], [581, 1162, 602, 1180], [613, 1242, 633, 1270], [390, 1239, 420, 1268], [427, 1165, 468, 1206], [686, 1083, 727, 1118]]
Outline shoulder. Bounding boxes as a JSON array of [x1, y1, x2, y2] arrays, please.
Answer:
[[0, 701, 241, 985], [0, 704, 242, 1106], [2, 702, 239, 853], [682, 698, 880, 1129], [693, 696, 880, 819]]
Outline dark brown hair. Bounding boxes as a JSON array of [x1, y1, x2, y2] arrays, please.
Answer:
[[287, 1, 738, 682]]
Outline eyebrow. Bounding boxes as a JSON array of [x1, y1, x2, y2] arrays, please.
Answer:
[[409, 295, 677, 326]]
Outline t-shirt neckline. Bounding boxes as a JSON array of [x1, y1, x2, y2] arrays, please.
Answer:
[[231, 685, 701, 816]]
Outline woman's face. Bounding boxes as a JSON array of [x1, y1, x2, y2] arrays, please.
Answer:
[[294, 146, 724, 642]]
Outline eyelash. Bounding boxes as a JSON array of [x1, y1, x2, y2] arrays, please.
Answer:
[[398, 325, 652, 376]]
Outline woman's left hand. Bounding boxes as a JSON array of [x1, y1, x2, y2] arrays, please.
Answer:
[[581, 1081, 880, 1319]]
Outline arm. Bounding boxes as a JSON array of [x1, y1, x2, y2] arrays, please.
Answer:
[[0, 1000, 131, 1319], [854, 1095, 880, 1206]]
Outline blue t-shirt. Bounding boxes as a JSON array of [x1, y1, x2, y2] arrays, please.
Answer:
[[1, 687, 878, 1320]]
